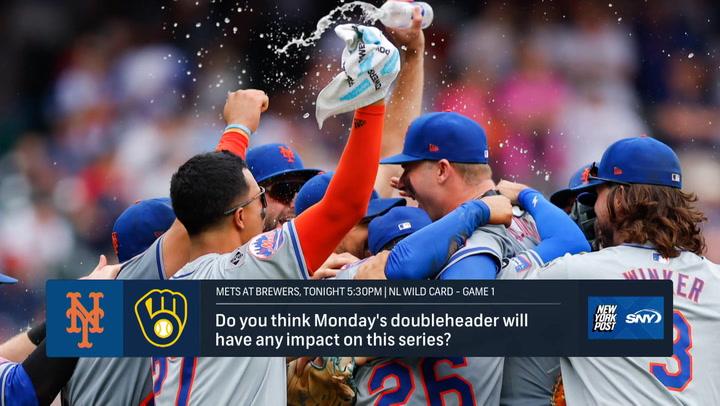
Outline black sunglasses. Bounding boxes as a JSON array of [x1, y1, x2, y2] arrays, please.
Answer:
[[265, 181, 304, 205], [223, 186, 267, 217]]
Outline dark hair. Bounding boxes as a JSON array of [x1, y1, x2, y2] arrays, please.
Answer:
[[170, 151, 249, 235], [606, 184, 706, 258]]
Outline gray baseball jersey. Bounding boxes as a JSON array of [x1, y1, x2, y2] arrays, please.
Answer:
[[62, 236, 165, 405], [437, 208, 541, 279], [528, 244, 720, 405], [154, 221, 309, 405], [476, 213, 562, 406], [355, 211, 541, 406]]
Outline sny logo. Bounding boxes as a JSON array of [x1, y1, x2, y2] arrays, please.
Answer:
[[65, 292, 105, 348], [134, 289, 188, 348], [592, 304, 617, 332], [626, 309, 662, 324]]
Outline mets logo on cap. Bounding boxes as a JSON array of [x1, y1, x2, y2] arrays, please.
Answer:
[[250, 228, 285, 260]]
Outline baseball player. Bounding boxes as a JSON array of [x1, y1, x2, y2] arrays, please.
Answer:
[[295, 172, 405, 259], [63, 89, 260, 405], [246, 143, 321, 232], [367, 206, 431, 255], [499, 164, 598, 406], [353, 105, 589, 403], [0, 258, 120, 406], [350, 180, 589, 405], [527, 136, 720, 405], [153, 29, 400, 403]]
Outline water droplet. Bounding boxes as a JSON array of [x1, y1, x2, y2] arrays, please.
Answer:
[[303, 113, 310, 119]]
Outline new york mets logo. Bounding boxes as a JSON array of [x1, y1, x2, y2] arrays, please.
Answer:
[[278, 145, 295, 163], [66, 292, 105, 349], [134, 289, 187, 348], [580, 167, 591, 184], [250, 229, 285, 260]]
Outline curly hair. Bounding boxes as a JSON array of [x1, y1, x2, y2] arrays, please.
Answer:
[[605, 184, 706, 258]]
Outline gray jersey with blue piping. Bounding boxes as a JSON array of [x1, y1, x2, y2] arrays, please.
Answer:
[[62, 236, 165, 405], [153, 221, 309, 405], [355, 211, 541, 406], [527, 245, 720, 406]]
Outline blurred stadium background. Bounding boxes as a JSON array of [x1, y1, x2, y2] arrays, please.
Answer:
[[0, 0, 718, 337]]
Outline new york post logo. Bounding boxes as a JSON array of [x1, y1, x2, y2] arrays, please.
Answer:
[[134, 289, 187, 348], [65, 292, 104, 348], [588, 296, 664, 340], [592, 304, 617, 332]]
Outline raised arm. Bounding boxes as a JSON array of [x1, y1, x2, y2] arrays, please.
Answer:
[[162, 89, 268, 277], [375, 6, 425, 197], [295, 102, 386, 272]]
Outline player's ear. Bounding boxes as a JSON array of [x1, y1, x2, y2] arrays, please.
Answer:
[[436, 159, 451, 184], [232, 208, 246, 231]]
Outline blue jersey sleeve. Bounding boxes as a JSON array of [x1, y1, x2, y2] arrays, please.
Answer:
[[0, 362, 39, 406], [438, 254, 498, 280], [385, 200, 490, 280], [518, 189, 590, 263]]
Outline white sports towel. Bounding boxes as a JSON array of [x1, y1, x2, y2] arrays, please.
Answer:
[[316, 24, 401, 128]]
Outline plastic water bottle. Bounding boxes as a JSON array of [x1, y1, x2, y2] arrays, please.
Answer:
[[379, 1, 434, 30]]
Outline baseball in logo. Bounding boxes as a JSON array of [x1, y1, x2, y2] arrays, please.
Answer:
[[134, 289, 187, 348]]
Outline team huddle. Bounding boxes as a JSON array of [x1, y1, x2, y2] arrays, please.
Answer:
[[0, 8, 719, 406]]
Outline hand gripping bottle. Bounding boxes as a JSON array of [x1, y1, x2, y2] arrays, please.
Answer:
[[379, 1, 433, 29]]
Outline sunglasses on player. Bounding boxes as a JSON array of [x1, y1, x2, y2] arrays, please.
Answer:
[[265, 181, 305, 205], [223, 186, 267, 219]]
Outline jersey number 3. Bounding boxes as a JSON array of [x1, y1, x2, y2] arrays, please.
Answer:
[[650, 310, 693, 391], [368, 357, 475, 406]]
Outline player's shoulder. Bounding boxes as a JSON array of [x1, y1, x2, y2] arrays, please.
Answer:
[[117, 236, 164, 280], [245, 225, 291, 261], [0, 358, 15, 378], [171, 253, 222, 280]]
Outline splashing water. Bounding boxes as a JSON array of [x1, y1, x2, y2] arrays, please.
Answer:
[[274, 1, 382, 55]]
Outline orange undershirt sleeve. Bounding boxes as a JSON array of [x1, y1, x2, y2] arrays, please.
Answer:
[[294, 104, 385, 273], [215, 129, 250, 159]]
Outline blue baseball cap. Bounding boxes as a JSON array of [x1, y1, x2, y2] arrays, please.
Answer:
[[112, 198, 176, 262], [247, 143, 321, 184], [380, 112, 489, 165], [550, 163, 596, 207], [368, 207, 431, 255], [586, 137, 682, 189], [295, 172, 406, 218], [0, 272, 17, 284]]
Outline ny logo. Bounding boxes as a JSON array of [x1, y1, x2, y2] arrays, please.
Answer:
[[278, 146, 295, 163], [66, 292, 105, 348], [581, 167, 591, 184]]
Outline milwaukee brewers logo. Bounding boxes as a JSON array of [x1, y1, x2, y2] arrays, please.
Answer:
[[66, 292, 105, 349], [134, 289, 187, 348]]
